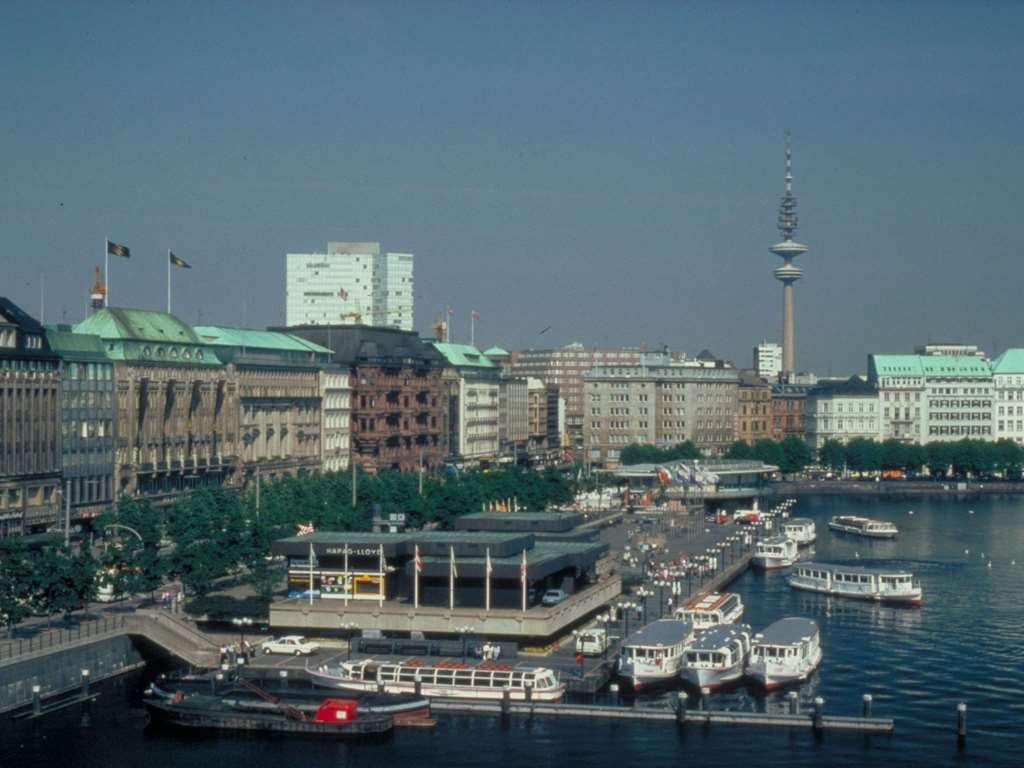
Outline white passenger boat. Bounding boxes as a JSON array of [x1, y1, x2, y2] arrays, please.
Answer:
[[308, 659, 565, 701], [828, 515, 898, 539], [780, 517, 816, 546], [618, 619, 694, 691], [680, 623, 752, 690], [673, 592, 744, 631], [746, 618, 822, 690], [788, 562, 923, 605], [752, 536, 798, 570]]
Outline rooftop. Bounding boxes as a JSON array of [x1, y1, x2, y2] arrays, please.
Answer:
[[753, 617, 818, 646], [44, 327, 108, 361], [193, 325, 332, 354], [797, 561, 915, 576], [870, 354, 991, 378], [625, 619, 693, 648], [991, 349, 1024, 375], [430, 342, 498, 370], [74, 307, 200, 344], [277, 324, 445, 367], [690, 623, 752, 651]]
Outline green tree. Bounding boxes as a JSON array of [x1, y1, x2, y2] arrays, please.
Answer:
[[619, 441, 703, 466], [818, 439, 847, 473], [35, 545, 98, 620], [725, 441, 754, 460], [751, 438, 785, 469], [879, 439, 908, 471], [846, 438, 881, 474], [994, 439, 1024, 479], [903, 443, 927, 475], [779, 436, 813, 475], [0, 539, 34, 636], [926, 442, 953, 477]]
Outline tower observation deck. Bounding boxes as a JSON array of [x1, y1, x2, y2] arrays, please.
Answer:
[[770, 132, 808, 376]]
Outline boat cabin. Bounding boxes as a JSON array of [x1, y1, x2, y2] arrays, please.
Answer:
[[674, 592, 744, 629], [343, 660, 560, 693]]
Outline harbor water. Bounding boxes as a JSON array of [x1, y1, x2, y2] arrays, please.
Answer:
[[3, 495, 1022, 767]]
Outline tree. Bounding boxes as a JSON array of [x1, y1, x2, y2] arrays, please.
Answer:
[[779, 436, 813, 475], [725, 441, 754, 460], [879, 439, 908, 471], [994, 439, 1024, 479], [903, 443, 927, 475], [751, 439, 785, 469], [846, 438, 881, 474], [96, 496, 166, 599], [926, 442, 954, 478], [619, 441, 703, 466], [34, 545, 98, 620], [818, 440, 846, 473], [0, 539, 34, 636]]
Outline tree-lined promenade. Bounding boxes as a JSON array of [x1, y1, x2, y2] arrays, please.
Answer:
[[0, 466, 574, 635]]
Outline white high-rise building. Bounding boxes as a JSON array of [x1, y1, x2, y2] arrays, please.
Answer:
[[754, 341, 783, 380], [285, 242, 414, 330]]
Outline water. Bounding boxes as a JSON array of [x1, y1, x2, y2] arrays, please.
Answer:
[[4, 495, 1023, 767]]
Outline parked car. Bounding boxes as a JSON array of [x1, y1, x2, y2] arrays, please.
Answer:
[[541, 589, 569, 606], [260, 635, 320, 656], [575, 627, 610, 656]]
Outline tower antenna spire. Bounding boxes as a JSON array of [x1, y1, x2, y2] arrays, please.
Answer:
[[770, 130, 809, 377]]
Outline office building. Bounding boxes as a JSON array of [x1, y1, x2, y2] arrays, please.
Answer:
[[991, 350, 1024, 445], [754, 341, 783, 381], [804, 376, 881, 450], [431, 343, 501, 463], [770, 382, 809, 442], [736, 371, 773, 445]]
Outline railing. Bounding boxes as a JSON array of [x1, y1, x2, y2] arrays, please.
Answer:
[[0, 616, 128, 665]]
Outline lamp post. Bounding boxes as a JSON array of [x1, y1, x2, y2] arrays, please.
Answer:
[[635, 587, 653, 623], [599, 612, 611, 658], [231, 617, 253, 657], [341, 621, 358, 661], [653, 579, 669, 619], [456, 625, 475, 662]]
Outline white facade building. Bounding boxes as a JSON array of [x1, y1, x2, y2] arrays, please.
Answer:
[[285, 242, 414, 330], [990, 350, 1024, 444], [804, 377, 881, 450], [319, 367, 351, 472], [754, 342, 783, 381]]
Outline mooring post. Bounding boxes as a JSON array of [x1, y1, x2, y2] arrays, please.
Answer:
[[214, 672, 223, 694], [957, 702, 967, 740], [414, 671, 422, 698], [862, 693, 873, 718], [525, 682, 533, 703], [279, 670, 288, 691], [813, 696, 825, 730], [609, 682, 619, 703], [700, 687, 710, 711], [676, 692, 688, 725], [788, 691, 799, 716], [80, 669, 90, 699], [377, 679, 385, 695], [501, 686, 511, 719], [32, 685, 42, 716]]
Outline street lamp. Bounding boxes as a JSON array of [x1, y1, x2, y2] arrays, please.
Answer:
[[231, 617, 253, 657], [456, 625, 476, 662], [598, 611, 611, 658]]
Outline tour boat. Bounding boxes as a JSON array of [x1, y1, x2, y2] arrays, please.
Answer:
[[680, 623, 752, 690], [309, 659, 565, 702], [618, 619, 694, 691], [828, 515, 898, 539], [673, 591, 744, 631], [787, 562, 923, 605], [746, 617, 822, 690], [780, 517, 817, 546], [752, 536, 799, 570]]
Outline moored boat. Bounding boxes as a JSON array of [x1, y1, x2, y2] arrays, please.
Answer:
[[618, 619, 694, 691], [680, 623, 752, 690], [828, 515, 898, 539], [310, 659, 565, 702], [787, 561, 923, 605], [144, 692, 393, 737], [673, 591, 744, 631], [752, 536, 799, 569], [780, 517, 816, 545], [746, 618, 822, 690]]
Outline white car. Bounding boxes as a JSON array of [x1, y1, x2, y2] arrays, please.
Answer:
[[260, 635, 320, 656]]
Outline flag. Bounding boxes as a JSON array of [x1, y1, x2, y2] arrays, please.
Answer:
[[471, 310, 480, 320], [169, 252, 191, 269], [414, 544, 422, 573], [106, 240, 130, 258], [297, 522, 315, 536], [338, 287, 348, 300]]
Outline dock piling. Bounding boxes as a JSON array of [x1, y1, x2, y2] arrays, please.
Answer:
[[80, 669, 90, 698], [279, 670, 288, 691], [862, 694, 872, 718], [957, 702, 967, 740], [31, 685, 41, 716], [676, 692, 687, 725], [501, 686, 511, 719], [813, 697, 825, 731], [700, 687, 710, 711], [788, 691, 799, 716], [525, 682, 533, 703], [414, 672, 422, 698]]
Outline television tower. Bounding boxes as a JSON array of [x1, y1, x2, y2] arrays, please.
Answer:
[[770, 131, 808, 377]]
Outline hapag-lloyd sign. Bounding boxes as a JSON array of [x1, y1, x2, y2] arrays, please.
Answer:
[[324, 546, 386, 557]]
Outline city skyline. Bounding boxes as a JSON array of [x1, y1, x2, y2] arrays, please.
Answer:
[[3, 3, 1024, 373]]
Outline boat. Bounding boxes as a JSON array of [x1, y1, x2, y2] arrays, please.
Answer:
[[617, 619, 694, 691], [143, 692, 393, 737], [146, 676, 432, 724], [746, 618, 822, 690], [752, 536, 799, 569], [680, 623, 752, 690], [780, 517, 816, 545], [787, 562, 923, 605], [309, 659, 565, 702], [673, 592, 744, 631], [828, 515, 898, 539]]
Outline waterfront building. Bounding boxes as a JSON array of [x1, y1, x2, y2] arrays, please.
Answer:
[[498, 376, 529, 459], [770, 382, 809, 442], [508, 343, 642, 454], [283, 324, 446, 473], [194, 326, 338, 481], [736, 371, 773, 445], [990, 349, 1024, 445], [768, 133, 810, 378], [45, 326, 116, 526], [285, 241, 414, 330], [0, 299, 61, 538], [753, 342, 783, 381], [583, 353, 738, 466], [73, 308, 237, 499], [431, 343, 501, 463], [803, 376, 881, 451], [527, 378, 562, 462]]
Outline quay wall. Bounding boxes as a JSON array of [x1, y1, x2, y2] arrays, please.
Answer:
[[769, 480, 1024, 497]]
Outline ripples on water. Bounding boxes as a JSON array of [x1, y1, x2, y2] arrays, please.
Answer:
[[2, 496, 1022, 767]]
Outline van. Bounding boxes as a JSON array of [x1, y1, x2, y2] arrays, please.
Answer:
[[575, 627, 608, 656]]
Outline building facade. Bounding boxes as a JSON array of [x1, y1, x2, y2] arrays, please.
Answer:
[[0, 299, 61, 538], [736, 372, 773, 445], [285, 242, 414, 330], [283, 325, 446, 473], [753, 342, 782, 381], [583, 354, 738, 466], [45, 327, 116, 526], [804, 376, 881, 450], [319, 367, 351, 472], [498, 376, 529, 458], [991, 350, 1024, 445], [432, 343, 501, 463], [509, 343, 642, 452], [770, 383, 809, 442]]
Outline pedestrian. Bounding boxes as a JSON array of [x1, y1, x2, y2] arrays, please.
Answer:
[[575, 652, 584, 677], [177, 590, 184, 614]]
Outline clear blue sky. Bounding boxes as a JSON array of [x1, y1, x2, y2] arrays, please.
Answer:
[[3, 1, 1022, 374]]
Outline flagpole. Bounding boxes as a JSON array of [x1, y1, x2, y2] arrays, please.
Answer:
[[485, 547, 491, 612], [521, 549, 527, 613], [104, 238, 109, 307], [309, 540, 315, 606], [344, 544, 350, 606], [414, 545, 420, 609], [449, 545, 455, 610], [470, 313, 475, 347], [378, 543, 385, 608], [167, 249, 171, 313]]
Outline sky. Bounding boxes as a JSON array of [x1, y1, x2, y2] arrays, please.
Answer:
[[2, 1, 1023, 374]]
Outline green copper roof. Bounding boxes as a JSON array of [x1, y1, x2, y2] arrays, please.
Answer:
[[871, 354, 991, 378], [430, 342, 498, 369], [74, 307, 200, 344], [44, 327, 108, 361], [483, 346, 509, 357], [193, 326, 332, 354], [991, 349, 1024, 374], [869, 355, 924, 376]]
